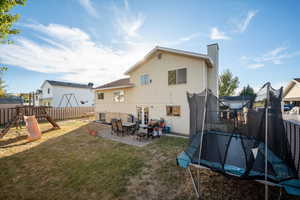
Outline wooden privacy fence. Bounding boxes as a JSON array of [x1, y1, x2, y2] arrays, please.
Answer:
[[284, 120, 300, 176], [0, 106, 94, 126]]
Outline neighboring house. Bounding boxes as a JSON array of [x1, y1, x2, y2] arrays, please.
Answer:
[[94, 44, 219, 135], [0, 96, 23, 108], [37, 80, 94, 107], [219, 96, 252, 110], [283, 78, 300, 106]]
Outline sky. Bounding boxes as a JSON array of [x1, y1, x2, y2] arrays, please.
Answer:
[[1, 0, 300, 93]]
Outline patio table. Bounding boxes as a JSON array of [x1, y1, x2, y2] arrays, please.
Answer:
[[122, 122, 136, 135]]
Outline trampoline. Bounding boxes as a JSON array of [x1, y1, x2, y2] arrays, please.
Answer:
[[177, 83, 300, 199]]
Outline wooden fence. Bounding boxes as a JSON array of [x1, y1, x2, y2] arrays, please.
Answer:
[[283, 120, 300, 176], [0, 106, 94, 126]]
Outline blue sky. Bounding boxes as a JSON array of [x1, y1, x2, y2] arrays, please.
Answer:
[[1, 0, 300, 93]]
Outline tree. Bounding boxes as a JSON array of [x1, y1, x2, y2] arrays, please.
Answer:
[[0, 0, 26, 44], [239, 84, 255, 97], [218, 69, 239, 96], [0, 67, 6, 97]]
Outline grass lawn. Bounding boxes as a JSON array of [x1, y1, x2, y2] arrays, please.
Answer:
[[0, 119, 299, 200]]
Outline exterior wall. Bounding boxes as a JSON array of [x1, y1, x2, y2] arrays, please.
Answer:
[[51, 86, 94, 107], [95, 51, 213, 135], [39, 81, 94, 107], [284, 83, 300, 101]]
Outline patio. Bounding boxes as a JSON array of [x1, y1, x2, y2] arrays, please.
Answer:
[[95, 123, 154, 147]]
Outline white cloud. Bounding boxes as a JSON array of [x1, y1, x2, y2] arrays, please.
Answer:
[[236, 10, 258, 33], [243, 46, 300, 69], [0, 23, 153, 85], [247, 63, 264, 69], [116, 13, 145, 38], [78, 0, 99, 18], [113, 1, 145, 39], [164, 32, 202, 46], [210, 27, 230, 40], [255, 47, 300, 65]]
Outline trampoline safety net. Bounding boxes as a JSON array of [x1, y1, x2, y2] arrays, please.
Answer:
[[177, 83, 300, 196]]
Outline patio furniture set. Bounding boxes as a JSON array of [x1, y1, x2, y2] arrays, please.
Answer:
[[110, 118, 167, 141]]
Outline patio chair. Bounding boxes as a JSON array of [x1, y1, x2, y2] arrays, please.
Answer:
[[129, 121, 140, 135], [111, 119, 118, 135], [116, 120, 125, 136]]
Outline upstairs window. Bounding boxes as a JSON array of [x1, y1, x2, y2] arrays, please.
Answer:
[[47, 88, 50, 94], [168, 68, 187, 85], [140, 74, 150, 85], [97, 93, 104, 100], [113, 90, 125, 102], [166, 105, 181, 117]]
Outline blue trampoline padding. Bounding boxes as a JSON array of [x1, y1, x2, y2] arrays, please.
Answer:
[[282, 180, 300, 196], [176, 151, 300, 196], [177, 151, 191, 168]]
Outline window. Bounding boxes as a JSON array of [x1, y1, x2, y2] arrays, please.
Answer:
[[97, 93, 104, 100], [47, 88, 50, 94], [168, 68, 187, 85], [113, 90, 125, 102], [166, 106, 181, 116], [99, 113, 106, 121], [140, 74, 150, 85]]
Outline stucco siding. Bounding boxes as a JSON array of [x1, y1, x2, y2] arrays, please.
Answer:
[[284, 83, 300, 101]]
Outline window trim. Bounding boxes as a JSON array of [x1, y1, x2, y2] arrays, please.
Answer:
[[168, 68, 187, 85], [166, 105, 181, 117], [113, 90, 125, 102], [140, 74, 150, 85], [97, 92, 104, 100]]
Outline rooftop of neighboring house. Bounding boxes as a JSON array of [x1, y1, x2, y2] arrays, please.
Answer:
[[294, 78, 300, 83], [44, 80, 94, 89], [283, 78, 300, 97], [95, 78, 134, 90], [0, 96, 23, 104]]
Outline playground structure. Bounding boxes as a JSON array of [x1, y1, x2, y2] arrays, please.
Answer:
[[0, 106, 60, 138], [58, 93, 79, 107]]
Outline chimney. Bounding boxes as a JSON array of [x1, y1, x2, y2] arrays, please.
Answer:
[[207, 43, 219, 96]]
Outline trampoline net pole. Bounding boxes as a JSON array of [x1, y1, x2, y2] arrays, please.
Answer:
[[197, 88, 208, 197], [265, 84, 270, 200]]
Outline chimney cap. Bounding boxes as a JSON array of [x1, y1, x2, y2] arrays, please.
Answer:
[[207, 43, 219, 50]]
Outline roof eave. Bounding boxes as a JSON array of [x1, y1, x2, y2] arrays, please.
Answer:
[[95, 85, 134, 91], [124, 46, 214, 75]]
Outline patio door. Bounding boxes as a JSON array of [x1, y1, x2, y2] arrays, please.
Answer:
[[137, 106, 149, 125]]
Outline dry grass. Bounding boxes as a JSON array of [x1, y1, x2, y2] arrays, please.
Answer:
[[0, 119, 299, 200]]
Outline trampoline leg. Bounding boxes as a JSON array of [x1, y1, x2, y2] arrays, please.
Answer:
[[277, 187, 282, 200], [187, 167, 200, 199]]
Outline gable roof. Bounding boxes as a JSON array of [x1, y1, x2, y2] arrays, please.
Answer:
[[43, 80, 93, 89], [95, 78, 134, 90], [0, 97, 23, 104], [124, 46, 214, 75], [283, 78, 300, 97]]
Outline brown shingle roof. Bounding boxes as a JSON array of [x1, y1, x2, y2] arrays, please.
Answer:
[[294, 78, 300, 83], [95, 78, 133, 90]]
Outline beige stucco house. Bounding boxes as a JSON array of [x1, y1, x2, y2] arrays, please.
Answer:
[[94, 44, 219, 135], [283, 78, 300, 106]]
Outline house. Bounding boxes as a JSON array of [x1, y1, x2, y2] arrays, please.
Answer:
[[37, 80, 94, 107], [283, 78, 300, 106], [94, 44, 219, 135], [0, 96, 23, 108]]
